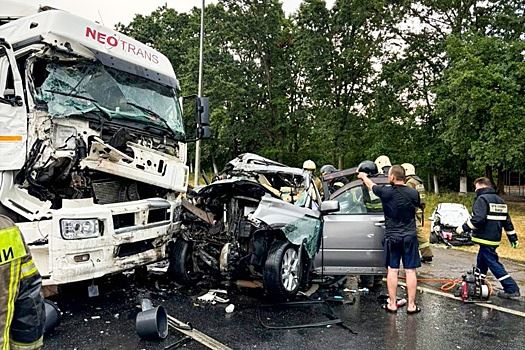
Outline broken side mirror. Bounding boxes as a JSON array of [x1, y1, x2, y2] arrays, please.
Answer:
[[320, 200, 340, 214], [195, 96, 211, 139]]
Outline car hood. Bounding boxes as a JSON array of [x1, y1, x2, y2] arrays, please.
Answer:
[[252, 196, 321, 259], [433, 203, 471, 227]]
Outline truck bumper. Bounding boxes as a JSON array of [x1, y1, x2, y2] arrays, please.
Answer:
[[18, 198, 177, 286]]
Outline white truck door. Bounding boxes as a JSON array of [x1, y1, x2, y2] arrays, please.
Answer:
[[0, 42, 27, 170]]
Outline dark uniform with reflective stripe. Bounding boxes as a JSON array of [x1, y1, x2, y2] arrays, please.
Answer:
[[0, 215, 45, 350], [461, 188, 520, 294]]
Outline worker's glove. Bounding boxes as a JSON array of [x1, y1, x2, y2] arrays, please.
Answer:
[[456, 226, 464, 235], [511, 241, 519, 249]]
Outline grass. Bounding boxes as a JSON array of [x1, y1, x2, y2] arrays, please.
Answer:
[[423, 192, 525, 262]]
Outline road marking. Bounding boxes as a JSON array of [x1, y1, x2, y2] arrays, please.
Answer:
[[397, 281, 525, 318], [167, 315, 232, 350]]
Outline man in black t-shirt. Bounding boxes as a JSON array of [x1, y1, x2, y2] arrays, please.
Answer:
[[358, 165, 422, 314]]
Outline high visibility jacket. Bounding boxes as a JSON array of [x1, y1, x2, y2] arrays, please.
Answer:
[[0, 224, 45, 350], [461, 188, 518, 247]]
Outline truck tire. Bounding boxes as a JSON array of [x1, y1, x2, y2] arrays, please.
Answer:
[[263, 241, 302, 299], [168, 239, 198, 286]]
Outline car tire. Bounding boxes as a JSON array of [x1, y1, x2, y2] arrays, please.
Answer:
[[263, 241, 302, 299], [168, 239, 198, 286]]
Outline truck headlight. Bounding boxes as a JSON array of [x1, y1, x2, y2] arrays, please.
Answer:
[[60, 219, 101, 240]]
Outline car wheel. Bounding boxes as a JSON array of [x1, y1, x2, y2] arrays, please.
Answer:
[[168, 239, 198, 285], [264, 241, 302, 299]]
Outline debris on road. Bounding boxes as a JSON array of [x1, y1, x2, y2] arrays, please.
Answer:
[[135, 298, 169, 340], [197, 289, 230, 304], [225, 304, 235, 313]]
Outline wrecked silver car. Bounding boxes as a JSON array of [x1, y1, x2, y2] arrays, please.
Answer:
[[169, 154, 331, 298]]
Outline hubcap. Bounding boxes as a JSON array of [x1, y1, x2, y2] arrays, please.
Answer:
[[281, 248, 299, 292]]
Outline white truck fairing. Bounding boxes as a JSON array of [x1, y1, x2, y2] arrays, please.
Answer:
[[0, 6, 191, 289], [0, 9, 177, 88]]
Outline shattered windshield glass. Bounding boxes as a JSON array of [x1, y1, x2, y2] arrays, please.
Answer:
[[35, 61, 185, 139]]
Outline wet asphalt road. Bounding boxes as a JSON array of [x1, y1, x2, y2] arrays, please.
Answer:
[[43, 247, 525, 350]]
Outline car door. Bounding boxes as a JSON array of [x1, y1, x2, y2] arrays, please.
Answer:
[[315, 181, 386, 275], [0, 42, 27, 170]]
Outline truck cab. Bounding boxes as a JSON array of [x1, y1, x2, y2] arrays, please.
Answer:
[[0, 5, 207, 289]]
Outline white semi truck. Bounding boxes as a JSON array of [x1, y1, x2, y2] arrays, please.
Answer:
[[0, 3, 209, 291]]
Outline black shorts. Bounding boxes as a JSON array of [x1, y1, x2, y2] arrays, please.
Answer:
[[384, 235, 421, 269]]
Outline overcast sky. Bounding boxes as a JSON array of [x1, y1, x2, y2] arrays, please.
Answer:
[[17, 1, 335, 28]]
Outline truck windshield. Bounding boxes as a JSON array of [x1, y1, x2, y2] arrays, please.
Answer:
[[34, 61, 185, 140]]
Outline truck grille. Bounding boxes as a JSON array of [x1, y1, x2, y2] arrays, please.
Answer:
[[93, 181, 140, 204]]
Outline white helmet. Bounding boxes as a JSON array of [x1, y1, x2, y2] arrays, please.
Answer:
[[402, 163, 416, 177], [302, 160, 316, 171], [374, 155, 391, 173]]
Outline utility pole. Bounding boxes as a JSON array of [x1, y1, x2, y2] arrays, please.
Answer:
[[194, 0, 205, 187]]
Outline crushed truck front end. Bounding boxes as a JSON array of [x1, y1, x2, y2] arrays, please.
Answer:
[[0, 8, 190, 287]]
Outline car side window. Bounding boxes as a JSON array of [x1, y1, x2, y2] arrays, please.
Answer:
[[333, 186, 367, 214]]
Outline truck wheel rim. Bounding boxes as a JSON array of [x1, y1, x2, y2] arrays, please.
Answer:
[[281, 248, 299, 292]]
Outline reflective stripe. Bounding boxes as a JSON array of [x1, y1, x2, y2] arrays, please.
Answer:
[[20, 260, 38, 279], [419, 242, 431, 249], [0, 135, 23, 142], [467, 219, 476, 230], [10, 337, 44, 350], [498, 274, 511, 281], [507, 231, 517, 236], [471, 237, 500, 246], [0, 226, 27, 266], [3, 258, 21, 350], [487, 215, 507, 221]]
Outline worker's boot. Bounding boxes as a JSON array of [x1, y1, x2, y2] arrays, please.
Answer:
[[497, 290, 521, 299]]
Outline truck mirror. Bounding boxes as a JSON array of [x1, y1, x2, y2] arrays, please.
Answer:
[[198, 125, 211, 139], [195, 97, 209, 125], [195, 97, 211, 139]]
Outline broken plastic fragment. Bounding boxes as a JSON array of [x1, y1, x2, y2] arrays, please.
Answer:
[[225, 304, 235, 313]]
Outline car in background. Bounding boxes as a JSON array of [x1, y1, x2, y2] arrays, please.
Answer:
[[429, 203, 473, 246]]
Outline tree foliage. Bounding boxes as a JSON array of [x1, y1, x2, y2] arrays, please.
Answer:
[[118, 0, 525, 190]]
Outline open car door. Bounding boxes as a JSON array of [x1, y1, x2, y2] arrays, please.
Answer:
[[315, 180, 386, 275]]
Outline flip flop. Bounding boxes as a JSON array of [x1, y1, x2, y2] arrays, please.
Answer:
[[407, 306, 422, 314], [382, 304, 397, 313]]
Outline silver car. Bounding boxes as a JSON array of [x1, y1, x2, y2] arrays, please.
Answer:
[[170, 158, 386, 298]]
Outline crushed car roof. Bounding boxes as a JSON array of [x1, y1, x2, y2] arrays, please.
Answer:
[[222, 153, 305, 176]]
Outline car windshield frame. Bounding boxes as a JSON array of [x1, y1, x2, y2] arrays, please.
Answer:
[[34, 60, 185, 140]]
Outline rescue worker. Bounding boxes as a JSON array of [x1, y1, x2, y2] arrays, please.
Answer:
[[320, 164, 348, 195], [456, 177, 520, 299], [402, 163, 433, 263], [0, 215, 45, 350], [375, 155, 392, 175], [303, 160, 322, 192]]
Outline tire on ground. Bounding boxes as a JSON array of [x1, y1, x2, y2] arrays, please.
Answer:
[[263, 241, 302, 299], [168, 239, 198, 286]]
